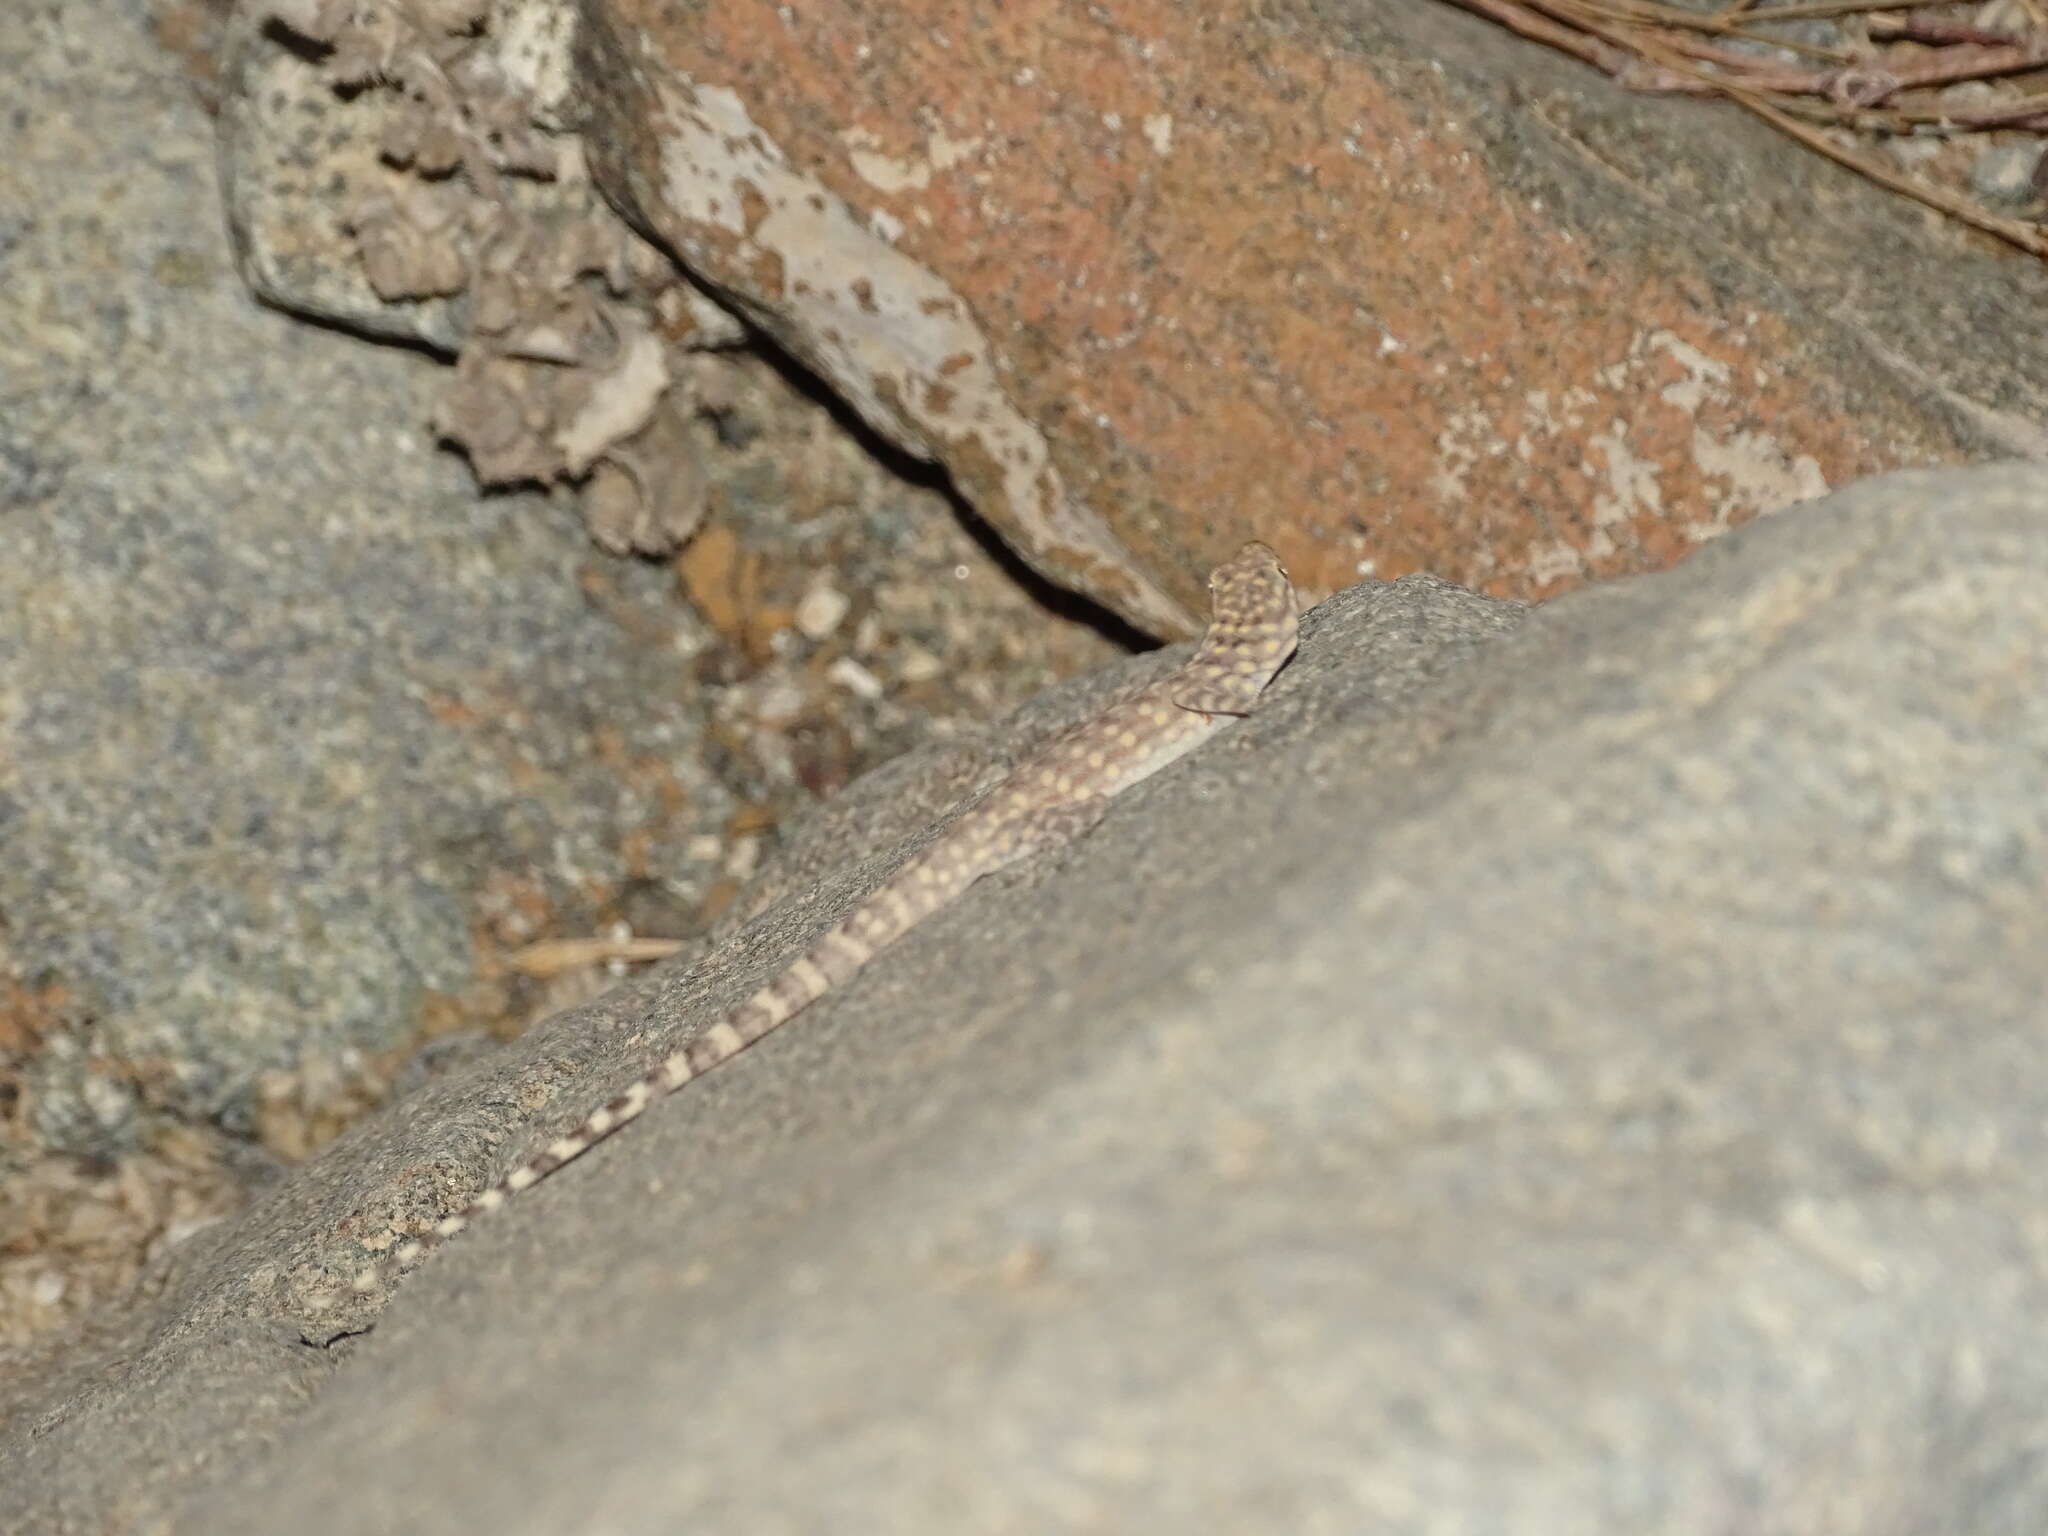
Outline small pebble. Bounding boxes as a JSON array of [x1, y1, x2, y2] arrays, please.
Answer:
[[827, 655, 885, 699], [897, 643, 943, 682], [750, 675, 808, 727], [793, 581, 851, 641], [1970, 142, 2042, 207]]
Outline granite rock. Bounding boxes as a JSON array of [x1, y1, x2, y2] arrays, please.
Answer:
[[5, 462, 2043, 1533]]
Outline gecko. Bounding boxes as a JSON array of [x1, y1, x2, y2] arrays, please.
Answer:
[[351, 541, 1298, 1297]]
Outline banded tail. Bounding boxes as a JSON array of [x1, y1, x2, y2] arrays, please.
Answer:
[[351, 851, 965, 1295]]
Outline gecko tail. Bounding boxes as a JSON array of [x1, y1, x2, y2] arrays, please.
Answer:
[[350, 1059, 677, 1295], [345, 945, 838, 1298]]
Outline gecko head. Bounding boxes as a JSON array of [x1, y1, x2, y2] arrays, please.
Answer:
[[1210, 540, 1285, 590], [1206, 542, 1296, 634], [1170, 541, 1300, 716]]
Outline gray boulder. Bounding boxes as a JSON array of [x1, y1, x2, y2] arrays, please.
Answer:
[[7, 462, 2045, 1533]]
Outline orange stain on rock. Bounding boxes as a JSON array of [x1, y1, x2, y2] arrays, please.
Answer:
[[601, 0, 1949, 618]]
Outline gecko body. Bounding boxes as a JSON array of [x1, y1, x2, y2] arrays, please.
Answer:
[[353, 542, 1297, 1296]]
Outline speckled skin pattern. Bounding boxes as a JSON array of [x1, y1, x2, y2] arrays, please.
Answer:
[[355, 543, 1298, 1295]]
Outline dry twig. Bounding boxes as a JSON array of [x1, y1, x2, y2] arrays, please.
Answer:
[[1439, 0, 2048, 257]]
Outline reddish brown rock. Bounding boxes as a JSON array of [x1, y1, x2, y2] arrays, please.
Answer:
[[578, 0, 2039, 633]]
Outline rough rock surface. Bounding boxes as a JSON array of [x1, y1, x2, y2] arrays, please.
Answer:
[[578, 0, 2048, 625], [215, 0, 2048, 637], [0, 0, 743, 1161], [0, 0, 1116, 1354], [5, 462, 2044, 1533]]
